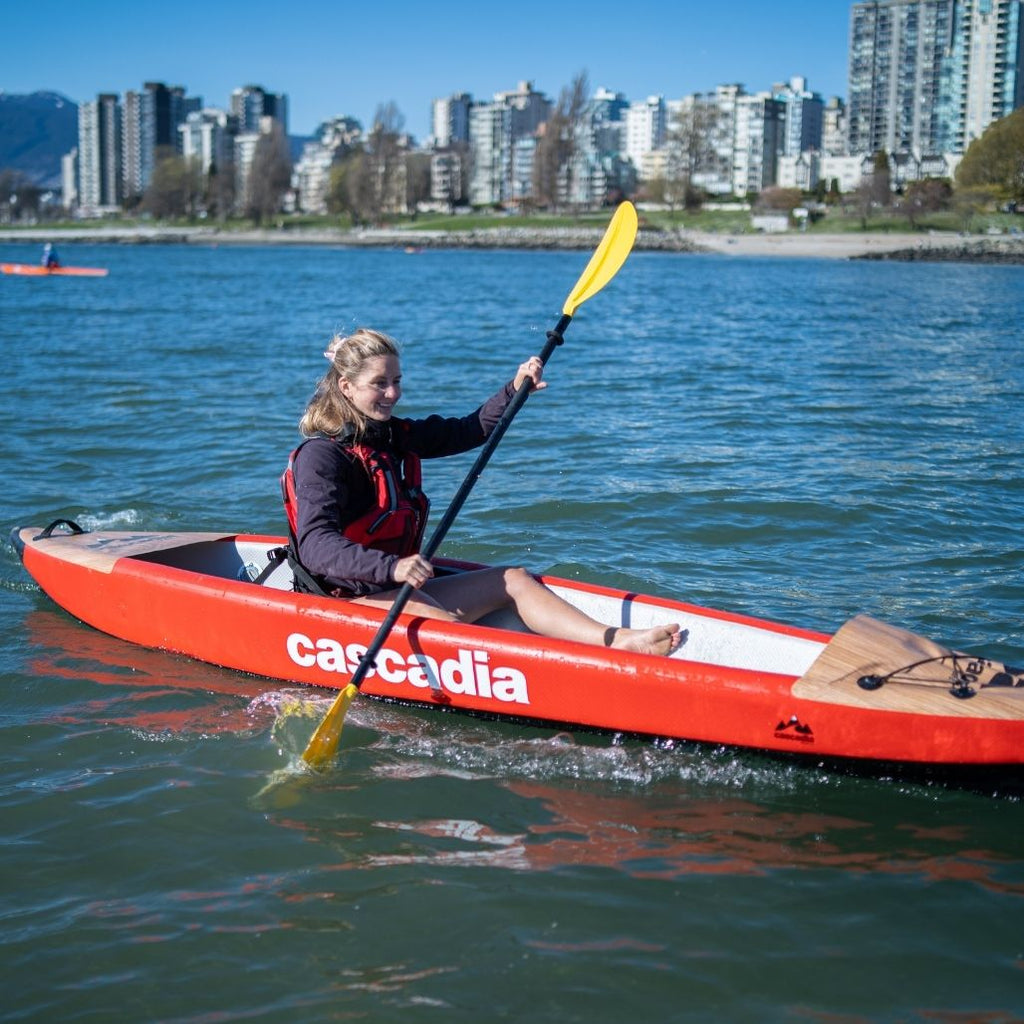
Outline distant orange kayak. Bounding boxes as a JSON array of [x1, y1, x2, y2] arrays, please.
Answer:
[[1, 262, 109, 277]]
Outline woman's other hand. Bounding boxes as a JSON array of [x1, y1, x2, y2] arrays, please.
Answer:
[[392, 553, 435, 589]]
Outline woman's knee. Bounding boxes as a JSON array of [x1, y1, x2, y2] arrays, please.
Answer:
[[501, 565, 537, 596]]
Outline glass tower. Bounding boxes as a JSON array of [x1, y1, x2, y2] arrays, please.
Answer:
[[848, 0, 1024, 155]]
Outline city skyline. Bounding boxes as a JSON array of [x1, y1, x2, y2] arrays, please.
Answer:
[[3, 0, 852, 141]]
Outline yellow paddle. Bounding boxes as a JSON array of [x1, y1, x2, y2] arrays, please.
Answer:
[[301, 201, 640, 768], [562, 201, 639, 317]]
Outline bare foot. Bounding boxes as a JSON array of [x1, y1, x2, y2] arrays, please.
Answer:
[[607, 624, 682, 657]]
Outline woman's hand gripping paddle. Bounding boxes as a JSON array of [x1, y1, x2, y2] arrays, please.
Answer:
[[301, 201, 640, 768]]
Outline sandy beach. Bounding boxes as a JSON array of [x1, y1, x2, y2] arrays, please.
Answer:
[[687, 229, 1024, 261], [688, 230, 931, 258], [2, 224, 1023, 262]]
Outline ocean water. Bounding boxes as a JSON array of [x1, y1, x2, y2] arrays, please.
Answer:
[[1, 239, 1022, 1022]]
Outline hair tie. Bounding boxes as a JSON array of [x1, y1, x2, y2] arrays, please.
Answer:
[[323, 333, 349, 363]]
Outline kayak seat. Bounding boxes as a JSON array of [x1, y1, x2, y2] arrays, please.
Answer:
[[237, 542, 295, 590]]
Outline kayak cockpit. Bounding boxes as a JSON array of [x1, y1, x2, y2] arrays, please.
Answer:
[[128, 534, 826, 676]]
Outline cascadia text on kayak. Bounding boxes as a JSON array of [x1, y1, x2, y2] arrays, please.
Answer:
[[286, 632, 531, 704]]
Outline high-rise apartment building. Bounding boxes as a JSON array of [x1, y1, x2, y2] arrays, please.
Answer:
[[494, 81, 552, 140], [231, 85, 289, 134], [431, 93, 472, 147], [625, 96, 667, 168], [468, 82, 551, 206], [772, 76, 824, 155], [78, 93, 122, 214], [589, 87, 629, 149], [468, 102, 510, 206], [823, 97, 848, 155], [123, 82, 201, 199], [575, 88, 633, 203], [961, 0, 1024, 142], [732, 93, 785, 193], [848, 0, 1024, 156]]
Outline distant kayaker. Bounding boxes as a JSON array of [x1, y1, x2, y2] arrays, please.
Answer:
[[283, 328, 681, 657], [41, 243, 60, 269]]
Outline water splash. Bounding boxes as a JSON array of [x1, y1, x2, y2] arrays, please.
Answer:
[[254, 686, 822, 794]]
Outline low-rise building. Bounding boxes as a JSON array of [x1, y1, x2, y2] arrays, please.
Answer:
[[777, 151, 820, 191]]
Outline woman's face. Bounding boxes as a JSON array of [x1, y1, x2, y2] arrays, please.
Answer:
[[340, 354, 402, 422]]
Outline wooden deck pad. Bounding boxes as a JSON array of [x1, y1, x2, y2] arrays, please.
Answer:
[[21, 528, 233, 574], [793, 614, 1024, 719]]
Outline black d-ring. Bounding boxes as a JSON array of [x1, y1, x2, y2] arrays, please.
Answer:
[[34, 519, 86, 541]]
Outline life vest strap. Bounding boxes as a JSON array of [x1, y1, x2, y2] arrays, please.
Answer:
[[279, 434, 430, 594]]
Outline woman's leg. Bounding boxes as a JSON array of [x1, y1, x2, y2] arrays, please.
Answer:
[[410, 567, 681, 657], [350, 586, 458, 621]]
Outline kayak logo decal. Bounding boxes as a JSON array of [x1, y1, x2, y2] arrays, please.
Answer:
[[774, 714, 814, 743], [285, 632, 530, 705]]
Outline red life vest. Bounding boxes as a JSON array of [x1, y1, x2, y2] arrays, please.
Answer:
[[281, 437, 430, 558]]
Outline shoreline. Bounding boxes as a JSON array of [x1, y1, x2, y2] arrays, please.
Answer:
[[2, 224, 1023, 262]]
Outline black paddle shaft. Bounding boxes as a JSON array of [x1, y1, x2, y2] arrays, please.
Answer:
[[347, 315, 572, 691]]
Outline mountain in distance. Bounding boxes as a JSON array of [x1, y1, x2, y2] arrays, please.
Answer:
[[289, 134, 313, 164], [1, 89, 320, 194], [0, 91, 78, 189]]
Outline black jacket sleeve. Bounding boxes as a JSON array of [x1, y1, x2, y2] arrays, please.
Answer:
[[400, 380, 515, 459]]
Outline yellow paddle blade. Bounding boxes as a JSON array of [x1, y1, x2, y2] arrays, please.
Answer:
[[562, 201, 638, 317], [301, 683, 359, 768]]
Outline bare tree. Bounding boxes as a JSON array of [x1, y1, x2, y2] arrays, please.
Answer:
[[205, 159, 236, 223], [362, 102, 407, 224], [756, 186, 803, 213], [870, 150, 892, 204], [0, 169, 42, 223], [246, 122, 292, 225], [533, 71, 590, 211], [665, 96, 724, 214], [532, 117, 563, 211], [404, 151, 432, 215], [853, 150, 892, 228], [433, 143, 470, 211], [903, 178, 951, 228]]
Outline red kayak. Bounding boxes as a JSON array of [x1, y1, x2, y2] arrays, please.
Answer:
[[11, 521, 1024, 768], [1, 262, 109, 277]]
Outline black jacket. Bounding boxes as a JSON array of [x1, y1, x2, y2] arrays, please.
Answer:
[[291, 381, 516, 595]]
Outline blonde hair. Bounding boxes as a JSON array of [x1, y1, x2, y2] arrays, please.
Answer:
[[299, 328, 401, 438]]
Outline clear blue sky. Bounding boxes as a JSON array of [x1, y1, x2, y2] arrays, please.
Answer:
[[3, 0, 853, 140]]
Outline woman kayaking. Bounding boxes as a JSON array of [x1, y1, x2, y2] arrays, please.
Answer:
[[284, 328, 681, 657]]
